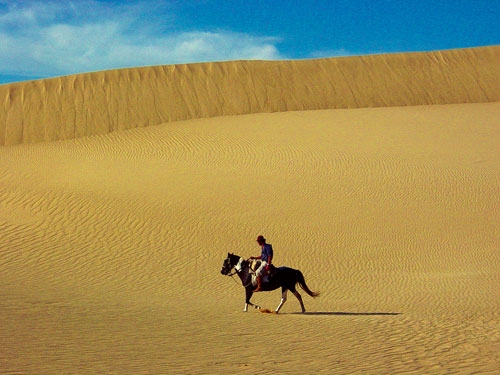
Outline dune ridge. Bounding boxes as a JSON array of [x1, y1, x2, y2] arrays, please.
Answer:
[[1, 45, 499, 145]]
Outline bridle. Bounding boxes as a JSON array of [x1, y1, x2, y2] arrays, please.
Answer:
[[223, 256, 242, 277], [223, 256, 253, 288], [222, 257, 237, 276]]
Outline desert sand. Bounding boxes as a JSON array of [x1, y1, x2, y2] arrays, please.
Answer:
[[0, 46, 499, 374]]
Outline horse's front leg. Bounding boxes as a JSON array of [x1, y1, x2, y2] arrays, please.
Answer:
[[244, 287, 261, 312]]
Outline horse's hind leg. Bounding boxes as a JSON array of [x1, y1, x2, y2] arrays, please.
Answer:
[[292, 290, 306, 313], [275, 290, 288, 313]]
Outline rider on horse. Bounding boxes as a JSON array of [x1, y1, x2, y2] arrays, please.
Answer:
[[249, 235, 273, 292]]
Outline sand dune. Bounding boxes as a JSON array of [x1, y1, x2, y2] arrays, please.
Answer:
[[1, 46, 499, 145], [1, 103, 499, 373], [1, 47, 499, 374]]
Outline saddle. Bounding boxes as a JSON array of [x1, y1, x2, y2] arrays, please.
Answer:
[[247, 259, 276, 284]]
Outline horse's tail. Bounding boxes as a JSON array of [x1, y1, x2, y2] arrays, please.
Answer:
[[296, 270, 320, 298]]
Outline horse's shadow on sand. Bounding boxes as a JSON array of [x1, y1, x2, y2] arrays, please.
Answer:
[[289, 311, 401, 316]]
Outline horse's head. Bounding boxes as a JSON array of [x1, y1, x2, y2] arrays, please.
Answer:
[[220, 252, 240, 275]]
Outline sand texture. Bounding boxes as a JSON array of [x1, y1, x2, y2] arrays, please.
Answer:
[[1, 46, 499, 146], [1, 47, 500, 374]]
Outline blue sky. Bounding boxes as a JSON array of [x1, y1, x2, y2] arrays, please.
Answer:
[[1, 0, 499, 84]]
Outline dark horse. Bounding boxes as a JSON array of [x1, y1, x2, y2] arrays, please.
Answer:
[[220, 253, 319, 313]]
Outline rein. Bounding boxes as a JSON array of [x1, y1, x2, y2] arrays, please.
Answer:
[[227, 258, 254, 288]]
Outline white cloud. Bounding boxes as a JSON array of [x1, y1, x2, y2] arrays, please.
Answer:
[[0, 1, 283, 80]]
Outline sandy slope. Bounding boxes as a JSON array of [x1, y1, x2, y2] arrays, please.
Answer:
[[1, 100, 499, 374], [1, 46, 499, 145]]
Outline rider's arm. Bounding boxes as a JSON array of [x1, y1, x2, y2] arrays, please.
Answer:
[[266, 255, 272, 270]]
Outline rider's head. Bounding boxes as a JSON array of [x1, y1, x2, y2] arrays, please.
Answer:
[[256, 235, 266, 245]]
